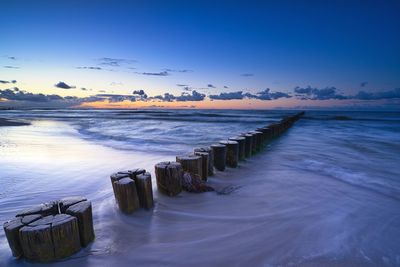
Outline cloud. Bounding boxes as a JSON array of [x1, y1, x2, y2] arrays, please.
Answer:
[[133, 89, 148, 99], [95, 94, 136, 102], [210, 89, 291, 101], [352, 88, 400, 100], [209, 91, 245, 100], [0, 80, 16, 84], [360, 82, 368, 87], [55, 81, 76, 89], [4, 66, 20, 69], [294, 86, 347, 100], [8, 56, 16, 60], [164, 69, 192, 73], [137, 71, 169, 76], [224, 86, 229, 88], [76, 66, 102, 70], [98, 57, 136, 67], [207, 84, 216, 88], [151, 90, 205, 102], [241, 73, 254, 77], [177, 84, 188, 87]]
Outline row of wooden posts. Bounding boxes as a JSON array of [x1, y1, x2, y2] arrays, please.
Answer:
[[111, 111, 305, 213], [3, 112, 304, 262]]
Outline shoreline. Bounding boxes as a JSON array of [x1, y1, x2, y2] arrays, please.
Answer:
[[0, 118, 30, 127]]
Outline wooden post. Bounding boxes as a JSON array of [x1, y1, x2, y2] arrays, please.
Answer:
[[16, 202, 58, 217], [135, 172, 154, 209], [176, 155, 203, 179], [59, 196, 87, 213], [50, 214, 81, 260], [193, 151, 209, 181], [194, 147, 214, 176], [3, 214, 42, 258], [19, 214, 81, 262], [240, 133, 253, 158], [113, 178, 140, 214], [110, 172, 130, 198], [249, 131, 263, 151], [65, 201, 95, 247], [210, 144, 227, 171], [154, 161, 183, 196], [229, 136, 245, 160], [219, 140, 239, 168]]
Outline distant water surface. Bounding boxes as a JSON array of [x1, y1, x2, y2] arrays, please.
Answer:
[[0, 109, 399, 266]]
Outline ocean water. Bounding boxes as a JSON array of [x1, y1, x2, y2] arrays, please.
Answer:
[[0, 109, 399, 266]]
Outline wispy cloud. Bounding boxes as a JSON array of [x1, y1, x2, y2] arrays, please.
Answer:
[[55, 81, 76, 89], [76, 66, 102, 70], [98, 57, 136, 67], [353, 88, 400, 100], [360, 82, 368, 87], [4, 66, 20, 69], [207, 84, 216, 88], [137, 71, 169, 76], [209, 89, 290, 100], [240, 73, 254, 77], [0, 80, 16, 84], [164, 68, 192, 73]]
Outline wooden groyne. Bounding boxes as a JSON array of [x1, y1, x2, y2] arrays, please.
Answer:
[[3, 111, 304, 262]]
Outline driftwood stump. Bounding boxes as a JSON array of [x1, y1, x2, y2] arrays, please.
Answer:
[[210, 144, 227, 171], [154, 161, 183, 196], [135, 172, 154, 209], [219, 140, 239, 168], [113, 178, 140, 214], [65, 201, 95, 247], [194, 151, 209, 181], [194, 147, 214, 176], [229, 136, 245, 161], [176, 155, 203, 179], [240, 133, 253, 158]]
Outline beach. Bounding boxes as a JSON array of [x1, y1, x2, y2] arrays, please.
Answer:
[[0, 109, 399, 266]]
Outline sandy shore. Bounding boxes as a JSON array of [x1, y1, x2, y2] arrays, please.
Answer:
[[0, 118, 30, 127]]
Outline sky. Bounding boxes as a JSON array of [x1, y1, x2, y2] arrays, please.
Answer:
[[0, 0, 399, 109]]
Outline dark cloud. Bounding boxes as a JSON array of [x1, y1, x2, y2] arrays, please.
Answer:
[[55, 81, 76, 89], [209, 91, 245, 100], [80, 88, 87, 91], [98, 57, 136, 67], [8, 56, 16, 60], [224, 86, 229, 88], [0, 80, 16, 84], [151, 90, 205, 102], [98, 90, 106, 93], [352, 88, 400, 100], [210, 89, 291, 101], [241, 73, 254, 77], [4, 66, 20, 69], [164, 69, 192, 73], [95, 94, 136, 103], [207, 84, 216, 88], [177, 84, 188, 87], [133, 90, 148, 99], [137, 71, 169, 76], [294, 86, 347, 100], [360, 82, 368, 87], [76, 66, 102, 70]]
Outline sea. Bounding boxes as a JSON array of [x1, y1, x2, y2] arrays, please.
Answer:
[[0, 109, 399, 266]]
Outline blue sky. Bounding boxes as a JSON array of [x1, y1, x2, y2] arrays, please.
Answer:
[[1, 0, 399, 109]]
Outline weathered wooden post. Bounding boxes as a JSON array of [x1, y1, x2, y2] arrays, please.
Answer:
[[229, 136, 245, 160], [65, 201, 95, 247], [210, 144, 227, 171], [246, 132, 258, 154], [176, 155, 203, 179], [113, 178, 140, 213], [219, 140, 239, 168], [154, 161, 183, 196], [134, 172, 154, 209], [240, 133, 253, 158], [19, 214, 81, 262], [3, 215, 42, 258], [110, 172, 130, 198], [194, 147, 214, 176], [193, 151, 209, 181]]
